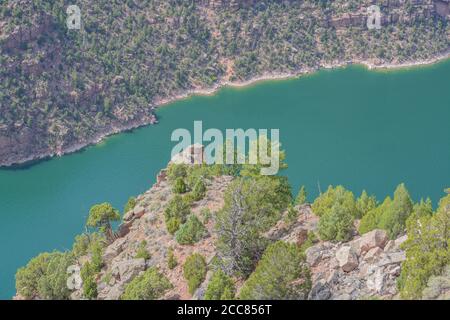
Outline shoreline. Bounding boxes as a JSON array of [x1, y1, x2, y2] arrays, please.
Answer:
[[2, 51, 450, 168]]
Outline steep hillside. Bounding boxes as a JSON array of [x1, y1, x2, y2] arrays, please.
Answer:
[[14, 146, 450, 300], [1, 0, 450, 166]]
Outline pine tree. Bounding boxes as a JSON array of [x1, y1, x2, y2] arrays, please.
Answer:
[[204, 269, 235, 300], [379, 183, 413, 239], [295, 186, 307, 205], [239, 241, 311, 300], [356, 190, 377, 218], [398, 194, 450, 299], [318, 202, 354, 242]]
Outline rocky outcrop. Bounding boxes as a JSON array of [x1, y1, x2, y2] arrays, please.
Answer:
[[336, 246, 359, 272], [71, 170, 234, 300], [306, 230, 406, 300]]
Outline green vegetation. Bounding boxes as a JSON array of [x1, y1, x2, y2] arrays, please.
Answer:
[[239, 241, 311, 300], [123, 197, 137, 214], [72, 232, 106, 259], [15, 142, 449, 300], [398, 193, 450, 299], [356, 190, 378, 218], [215, 176, 291, 276], [318, 202, 354, 242], [90, 239, 104, 273], [167, 164, 210, 202], [175, 214, 207, 245], [183, 253, 207, 295], [86, 203, 121, 242], [312, 185, 357, 242], [312, 185, 358, 218], [167, 247, 178, 270], [300, 232, 319, 253], [173, 177, 187, 194], [80, 262, 98, 300], [164, 195, 191, 234], [295, 186, 307, 205], [191, 179, 207, 201], [422, 266, 450, 300], [15, 251, 75, 300], [167, 163, 188, 182], [285, 204, 299, 225], [200, 208, 212, 224], [135, 240, 151, 260], [121, 268, 172, 300], [204, 269, 235, 300], [359, 183, 414, 239]]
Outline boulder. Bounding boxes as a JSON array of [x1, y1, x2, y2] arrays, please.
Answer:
[[335, 246, 358, 272], [111, 258, 146, 284], [100, 285, 124, 300], [364, 247, 383, 263], [123, 210, 134, 222], [103, 237, 128, 264], [133, 206, 146, 219], [358, 230, 388, 254], [306, 246, 323, 267], [309, 281, 331, 300], [383, 240, 396, 252]]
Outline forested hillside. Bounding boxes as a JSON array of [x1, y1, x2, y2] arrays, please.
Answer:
[[1, 0, 449, 166]]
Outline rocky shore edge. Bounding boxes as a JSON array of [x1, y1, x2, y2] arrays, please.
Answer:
[[2, 51, 449, 168]]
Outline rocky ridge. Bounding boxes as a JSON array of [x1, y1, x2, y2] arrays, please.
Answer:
[[68, 167, 409, 300]]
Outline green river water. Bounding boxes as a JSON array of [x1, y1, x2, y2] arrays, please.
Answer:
[[1, 61, 449, 299]]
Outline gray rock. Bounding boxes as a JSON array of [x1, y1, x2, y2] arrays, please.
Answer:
[[364, 247, 383, 263], [306, 246, 323, 267], [333, 293, 351, 300], [123, 210, 134, 222], [133, 205, 146, 219], [103, 237, 128, 264], [101, 285, 124, 300], [383, 240, 396, 252], [309, 281, 331, 300], [111, 258, 146, 284], [326, 270, 340, 285], [367, 268, 386, 294], [336, 246, 358, 272], [388, 251, 406, 264]]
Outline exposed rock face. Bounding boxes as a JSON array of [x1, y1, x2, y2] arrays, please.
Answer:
[[63, 163, 413, 301], [356, 229, 389, 254], [266, 204, 319, 243], [61, 160, 428, 300], [336, 246, 359, 272], [72, 170, 234, 300], [306, 230, 407, 300]]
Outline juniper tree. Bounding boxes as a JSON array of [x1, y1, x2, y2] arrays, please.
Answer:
[[86, 203, 121, 243], [215, 176, 291, 276]]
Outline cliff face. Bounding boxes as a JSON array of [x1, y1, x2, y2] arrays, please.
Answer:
[[1, 0, 449, 167], [65, 167, 407, 300]]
